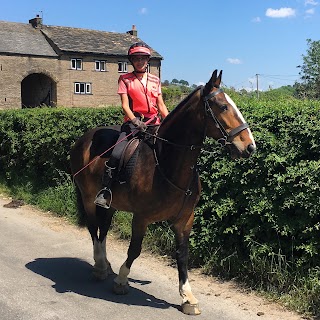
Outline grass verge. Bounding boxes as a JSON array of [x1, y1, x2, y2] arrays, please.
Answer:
[[0, 176, 318, 319]]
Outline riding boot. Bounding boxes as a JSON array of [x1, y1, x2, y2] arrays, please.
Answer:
[[94, 163, 116, 209]]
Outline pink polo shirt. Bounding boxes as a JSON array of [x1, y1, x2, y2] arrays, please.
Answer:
[[118, 72, 162, 124]]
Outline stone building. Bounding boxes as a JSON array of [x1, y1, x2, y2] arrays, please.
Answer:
[[0, 16, 163, 109]]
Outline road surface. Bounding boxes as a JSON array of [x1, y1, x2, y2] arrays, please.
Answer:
[[0, 196, 304, 320]]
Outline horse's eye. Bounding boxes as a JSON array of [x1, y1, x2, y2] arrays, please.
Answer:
[[220, 104, 228, 111]]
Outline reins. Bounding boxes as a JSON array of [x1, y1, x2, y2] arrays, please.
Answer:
[[148, 86, 250, 225], [201, 86, 249, 146], [72, 131, 136, 180], [72, 116, 156, 179]]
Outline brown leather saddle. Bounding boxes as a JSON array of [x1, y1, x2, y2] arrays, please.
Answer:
[[119, 137, 140, 172], [116, 126, 158, 183]]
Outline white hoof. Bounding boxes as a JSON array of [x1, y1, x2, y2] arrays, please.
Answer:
[[181, 302, 201, 315]]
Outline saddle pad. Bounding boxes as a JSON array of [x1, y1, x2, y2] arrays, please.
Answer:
[[90, 125, 121, 159], [118, 138, 140, 183]]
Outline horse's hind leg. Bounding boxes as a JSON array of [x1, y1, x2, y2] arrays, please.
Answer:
[[92, 206, 115, 279], [113, 216, 148, 294], [172, 212, 201, 315], [84, 199, 115, 280]]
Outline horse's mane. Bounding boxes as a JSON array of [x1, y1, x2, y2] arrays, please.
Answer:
[[160, 86, 203, 127]]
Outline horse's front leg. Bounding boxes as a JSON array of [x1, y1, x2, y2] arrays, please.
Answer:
[[172, 211, 201, 315], [113, 216, 148, 294]]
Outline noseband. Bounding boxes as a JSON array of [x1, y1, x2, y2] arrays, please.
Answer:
[[201, 87, 249, 146]]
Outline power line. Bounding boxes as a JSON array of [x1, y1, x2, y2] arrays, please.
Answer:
[[259, 74, 298, 77], [226, 73, 301, 91]]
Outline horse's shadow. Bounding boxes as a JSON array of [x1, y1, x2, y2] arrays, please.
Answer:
[[25, 257, 179, 311]]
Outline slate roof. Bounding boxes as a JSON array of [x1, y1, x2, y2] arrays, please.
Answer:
[[0, 21, 58, 57], [0, 19, 162, 59], [41, 25, 163, 59]]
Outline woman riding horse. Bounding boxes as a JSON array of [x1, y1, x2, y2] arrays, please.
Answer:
[[94, 42, 169, 208], [70, 69, 256, 315]]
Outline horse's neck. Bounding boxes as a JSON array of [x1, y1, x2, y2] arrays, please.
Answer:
[[159, 96, 205, 149], [156, 100, 205, 187]]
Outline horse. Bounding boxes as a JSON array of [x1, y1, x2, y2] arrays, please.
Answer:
[[70, 70, 256, 315]]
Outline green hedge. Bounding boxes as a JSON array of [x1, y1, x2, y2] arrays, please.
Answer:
[[0, 107, 123, 188], [1, 98, 320, 315], [192, 97, 320, 306]]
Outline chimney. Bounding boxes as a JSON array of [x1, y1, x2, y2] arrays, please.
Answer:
[[29, 15, 42, 28], [127, 25, 137, 37]]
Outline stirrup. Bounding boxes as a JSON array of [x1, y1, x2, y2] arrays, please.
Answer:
[[94, 187, 113, 209]]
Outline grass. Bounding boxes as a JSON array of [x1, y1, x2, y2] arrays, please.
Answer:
[[0, 176, 319, 319]]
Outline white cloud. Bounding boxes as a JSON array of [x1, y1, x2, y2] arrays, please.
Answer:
[[306, 8, 315, 14], [305, 0, 318, 6], [266, 7, 296, 18], [227, 58, 242, 65], [252, 17, 261, 23], [139, 8, 148, 15]]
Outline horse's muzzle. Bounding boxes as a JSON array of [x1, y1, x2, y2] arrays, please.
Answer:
[[246, 143, 256, 155], [227, 142, 256, 159]]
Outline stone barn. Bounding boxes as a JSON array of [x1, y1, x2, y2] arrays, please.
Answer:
[[0, 16, 163, 109]]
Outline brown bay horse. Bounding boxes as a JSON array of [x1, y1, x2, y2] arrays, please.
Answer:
[[70, 70, 256, 315]]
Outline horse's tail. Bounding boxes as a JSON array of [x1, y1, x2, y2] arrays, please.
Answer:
[[75, 184, 87, 227]]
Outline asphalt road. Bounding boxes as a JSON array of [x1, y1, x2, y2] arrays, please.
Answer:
[[0, 196, 303, 320]]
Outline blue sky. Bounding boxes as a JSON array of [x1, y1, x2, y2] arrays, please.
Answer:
[[1, 0, 319, 91]]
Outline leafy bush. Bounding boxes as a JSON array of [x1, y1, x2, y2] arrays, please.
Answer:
[[1, 97, 320, 316], [0, 106, 122, 189], [189, 97, 320, 315]]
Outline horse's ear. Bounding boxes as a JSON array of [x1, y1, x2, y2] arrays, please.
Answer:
[[216, 70, 223, 87], [203, 70, 218, 95]]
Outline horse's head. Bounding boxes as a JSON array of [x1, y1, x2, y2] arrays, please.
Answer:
[[201, 70, 256, 158]]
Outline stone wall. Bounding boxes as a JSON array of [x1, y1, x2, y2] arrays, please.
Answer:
[[0, 53, 162, 109]]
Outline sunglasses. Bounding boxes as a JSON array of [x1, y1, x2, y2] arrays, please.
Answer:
[[131, 56, 149, 62]]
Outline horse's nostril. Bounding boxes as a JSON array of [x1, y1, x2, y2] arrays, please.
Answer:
[[247, 143, 256, 154]]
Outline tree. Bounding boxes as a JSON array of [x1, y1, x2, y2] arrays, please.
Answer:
[[295, 39, 320, 99], [179, 79, 189, 86], [162, 80, 170, 87]]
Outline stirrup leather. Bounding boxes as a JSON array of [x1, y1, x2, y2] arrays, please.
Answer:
[[105, 163, 116, 178]]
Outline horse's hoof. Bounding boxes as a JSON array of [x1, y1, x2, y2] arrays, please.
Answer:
[[92, 269, 108, 280], [93, 263, 115, 280], [113, 282, 130, 295], [181, 302, 201, 315]]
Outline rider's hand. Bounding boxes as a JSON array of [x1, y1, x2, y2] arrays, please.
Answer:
[[131, 117, 147, 131]]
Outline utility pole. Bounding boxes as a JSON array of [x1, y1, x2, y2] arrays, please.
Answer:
[[256, 74, 260, 99]]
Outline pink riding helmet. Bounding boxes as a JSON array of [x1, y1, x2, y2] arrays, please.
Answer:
[[128, 43, 151, 57]]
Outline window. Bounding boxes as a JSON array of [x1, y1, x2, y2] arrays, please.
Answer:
[[146, 64, 150, 73], [95, 60, 106, 71], [74, 82, 92, 94], [118, 61, 127, 73], [71, 58, 82, 70]]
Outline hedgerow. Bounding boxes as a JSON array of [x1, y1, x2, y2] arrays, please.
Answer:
[[0, 97, 320, 316], [0, 107, 122, 188], [191, 96, 320, 315]]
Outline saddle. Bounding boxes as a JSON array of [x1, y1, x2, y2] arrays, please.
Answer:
[[116, 125, 159, 183], [91, 125, 158, 184], [117, 137, 141, 182]]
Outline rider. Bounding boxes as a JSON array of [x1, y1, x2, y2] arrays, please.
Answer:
[[94, 42, 169, 208]]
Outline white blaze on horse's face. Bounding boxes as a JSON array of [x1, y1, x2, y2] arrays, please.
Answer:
[[224, 93, 256, 152]]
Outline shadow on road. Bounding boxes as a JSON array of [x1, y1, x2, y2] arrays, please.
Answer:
[[26, 257, 180, 312]]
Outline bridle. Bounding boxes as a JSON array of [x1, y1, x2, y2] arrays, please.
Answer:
[[201, 86, 249, 146], [149, 85, 251, 224]]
